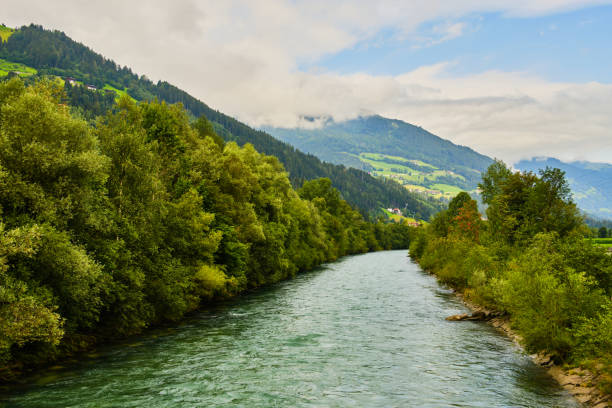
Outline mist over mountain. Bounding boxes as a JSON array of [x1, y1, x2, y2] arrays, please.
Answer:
[[265, 115, 494, 197]]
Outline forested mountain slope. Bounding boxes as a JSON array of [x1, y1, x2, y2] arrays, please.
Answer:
[[265, 115, 494, 198], [0, 24, 442, 219]]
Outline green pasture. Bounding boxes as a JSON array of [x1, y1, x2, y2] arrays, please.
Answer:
[[381, 207, 419, 224], [103, 84, 136, 101], [0, 58, 37, 77]]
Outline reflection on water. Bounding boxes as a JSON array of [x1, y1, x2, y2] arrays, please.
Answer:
[[1, 251, 578, 407]]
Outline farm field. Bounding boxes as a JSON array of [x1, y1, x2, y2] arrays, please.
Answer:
[[357, 152, 471, 199], [591, 238, 612, 247]]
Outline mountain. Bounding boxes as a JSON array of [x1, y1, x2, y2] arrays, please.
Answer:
[[0, 24, 443, 220], [516, 157, 612, 219], [264, 115, 494, 199]]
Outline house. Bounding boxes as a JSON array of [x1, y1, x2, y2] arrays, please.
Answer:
[[86, 84, 97, 91], [65, 77, 77, 85], [392, 208, 402, 215]]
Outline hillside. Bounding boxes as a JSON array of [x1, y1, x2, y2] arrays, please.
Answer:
[[0, 24, 443, 220], [264, 115, 494, 199], [516, 157, 612, 219]]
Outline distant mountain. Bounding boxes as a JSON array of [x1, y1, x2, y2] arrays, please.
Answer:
[[516, 157, 612, 219], [264, 115, 494, 198], [0, 24, 444, 219]]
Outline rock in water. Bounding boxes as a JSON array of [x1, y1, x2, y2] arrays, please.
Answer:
[[445, 313, 469, 321]]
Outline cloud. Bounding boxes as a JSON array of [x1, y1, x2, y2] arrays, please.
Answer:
[[412, 22, 467, 49], [2, 0, 612, 164]]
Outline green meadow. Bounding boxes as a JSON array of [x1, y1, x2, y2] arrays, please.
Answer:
[[357, 152, 470, 198], [0, 58, 37, 77]]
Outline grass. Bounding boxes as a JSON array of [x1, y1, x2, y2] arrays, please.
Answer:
[[381, 208, 419, 224], [0, 58, 37, 77], [430, 183, 464, 194], [361, 153, 437, 168], [356, 152, 468, 198], [587, 238, 612, 248], [0, 25, 14, 42], [103, 84, 136, 102]]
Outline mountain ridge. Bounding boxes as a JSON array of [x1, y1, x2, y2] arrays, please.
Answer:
[[264, 114, 494, 197]]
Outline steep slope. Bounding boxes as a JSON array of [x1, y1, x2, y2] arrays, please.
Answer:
[[265, 115, 494, 198], [0, 24, 443, 219], [516, 157, 612, 219]]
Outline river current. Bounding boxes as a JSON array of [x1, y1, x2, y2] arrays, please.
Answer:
[[1, 250, 578, 407]]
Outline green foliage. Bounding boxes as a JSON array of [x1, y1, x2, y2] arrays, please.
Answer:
[[491, 233, 606, 357], [598, 227, 608, 238], [517, 157, 612, 220], [0, 78, 414, 371], [0, 25, 14, 43], [480, 162, 582, 245], [63, 82, 116, 120], [412, 161, 612, 388], [0, 223, 63, 364]]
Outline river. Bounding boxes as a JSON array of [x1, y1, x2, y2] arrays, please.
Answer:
[[1, 250, 578, 407]]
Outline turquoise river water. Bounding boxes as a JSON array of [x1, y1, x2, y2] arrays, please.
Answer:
[[1, 250, 578, 407]]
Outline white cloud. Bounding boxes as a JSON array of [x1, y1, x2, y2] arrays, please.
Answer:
[[2, 0, 612, 164], [412, 22, 467, 49]]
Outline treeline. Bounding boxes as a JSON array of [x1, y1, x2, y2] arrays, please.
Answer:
[[409, 161, 612, 393], [585, 214, 612, 235], [0, 78, 412, 376], [593, 227, 612, 238], [0, 24, 443, 219]]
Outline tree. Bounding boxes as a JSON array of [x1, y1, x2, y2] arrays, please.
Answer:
[[450, 199, 482, 243], [481, 162, 581, 245], [0, 222, 64, 363], [479, 159, 512, 205], [599, 227, 608, 239]]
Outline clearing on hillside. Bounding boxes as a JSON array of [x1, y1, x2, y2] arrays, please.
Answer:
[[0, 58, 37, 77]]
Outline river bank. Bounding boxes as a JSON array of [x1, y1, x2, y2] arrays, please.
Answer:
[[0, 244, 387, 386], [449, 290, 611, 408], [1, 251, 578, 407]]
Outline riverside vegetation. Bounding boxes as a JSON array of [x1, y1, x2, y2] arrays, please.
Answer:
[[0, 78, 413, 379], [409, 160, 612, 395]]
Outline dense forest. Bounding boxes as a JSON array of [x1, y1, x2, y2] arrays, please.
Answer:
[[0, 24, 443, 220], [409, 161, 612, 393], [0, 78, 414, 378]]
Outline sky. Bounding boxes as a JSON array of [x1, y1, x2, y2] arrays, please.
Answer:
[[2, 0, 612, 164]]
